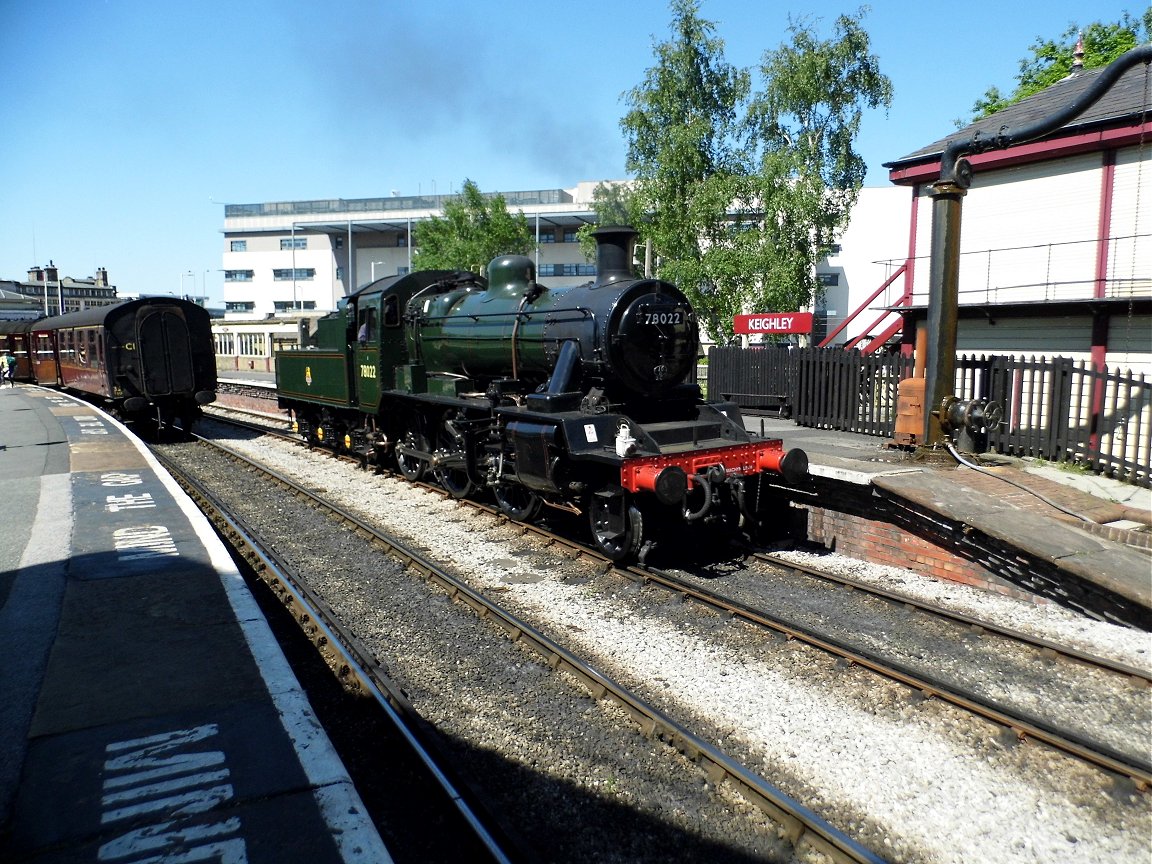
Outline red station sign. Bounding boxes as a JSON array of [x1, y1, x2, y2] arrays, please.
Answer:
[[733, 312, 813, 335]]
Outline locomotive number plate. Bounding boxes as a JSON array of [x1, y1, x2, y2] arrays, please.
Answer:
[[637, 306, 688, 326]]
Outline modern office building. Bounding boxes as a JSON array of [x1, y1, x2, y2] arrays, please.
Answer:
[[217, 177, 904, 348], [219, 181, 614, 321]]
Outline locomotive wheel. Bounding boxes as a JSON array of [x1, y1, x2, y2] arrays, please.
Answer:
[[434, 457, 474, 498], [588, 493, 643, 563], [432, 417, 475, 499], [493, 482, 542, 522], [396, 431, 428, 481]]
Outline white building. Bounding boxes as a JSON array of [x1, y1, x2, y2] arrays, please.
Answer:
[[218, 177, 908, 360], [220, 182, 613, 321]]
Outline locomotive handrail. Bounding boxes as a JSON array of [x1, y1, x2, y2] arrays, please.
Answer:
[[416, 306, 596, 323]]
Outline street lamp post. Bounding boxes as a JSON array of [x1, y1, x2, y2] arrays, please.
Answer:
[[180, 270, 194, 300]]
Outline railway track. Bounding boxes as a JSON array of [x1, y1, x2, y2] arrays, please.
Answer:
[[191, 410, 1152, 861], [159, 429, 889, 864], [630, 557, 1152, 790], [149, 442, 518, 864], [206, 407, 1152, 787]]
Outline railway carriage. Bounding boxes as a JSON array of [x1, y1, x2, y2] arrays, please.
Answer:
[[276, 227, 807, 562], [0, 320, 34, 381], [29, 297, 217, 428]]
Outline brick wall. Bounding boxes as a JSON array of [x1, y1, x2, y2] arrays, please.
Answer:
[[802, 503, 1044, 604]]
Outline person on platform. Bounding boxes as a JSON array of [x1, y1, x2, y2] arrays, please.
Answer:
[[2, 351, 16, 386]]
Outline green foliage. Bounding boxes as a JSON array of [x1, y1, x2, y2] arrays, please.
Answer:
[[620, 1, 892, 343], [412, 179, 533, 273], [967, 11, 1151, 122], [576, 181, 643, 262]]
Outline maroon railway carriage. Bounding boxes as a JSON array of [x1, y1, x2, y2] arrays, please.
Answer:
[[0, 319, 35, 381], [27, 297, 217, 428]]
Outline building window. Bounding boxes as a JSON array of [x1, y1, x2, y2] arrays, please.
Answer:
[[214, 333, 235, 354], [334, 236, 344, 249], [272, 268, 316, 280], [538, 231, 556, 244], [225, 301, 255, 312], [280, 237, 308, 250], [230, 240, 247, 252], [817, 272, 839, 287], [539, 263, 596, 277], [224, 270, 254, 281], [822, 243, 842, 256], [397, 234, 408, 247], [273, 300, 317, 311], [563, 230, 579, 243], [237, 333, 268, 356]]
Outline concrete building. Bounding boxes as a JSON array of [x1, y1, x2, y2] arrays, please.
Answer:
[[0, 263, 119, 320], [220, 182, 610, 321], [218, 177, 906, 357]]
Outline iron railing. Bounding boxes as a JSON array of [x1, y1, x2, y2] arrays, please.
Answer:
[[707, 345, 1151, 487]]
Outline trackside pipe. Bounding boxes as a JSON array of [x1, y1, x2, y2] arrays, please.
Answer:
[[923, 45, 1152, 448]]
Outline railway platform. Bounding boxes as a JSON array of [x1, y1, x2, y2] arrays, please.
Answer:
[[743, 413, 1152, 629], [0, 384, 391, 863]]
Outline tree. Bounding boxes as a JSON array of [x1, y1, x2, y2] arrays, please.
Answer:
[[412, 179, 533, 273], [576, 181, 642, 263], [740, 10, 892, 331], [621, 0, 749, 342], [967, 11, 1152, 121], [621, 2, 892, 343]]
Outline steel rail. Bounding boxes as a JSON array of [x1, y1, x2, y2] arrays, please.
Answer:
[[178, 434, 890, 864], [756, 551, 1152, 686], [201, 412, 1152, 789], [152, 445, 517, 864], [627, 561, 1152, 791]]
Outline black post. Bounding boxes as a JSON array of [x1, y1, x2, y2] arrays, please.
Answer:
[[923, 179, 966, 447], [919, 45, 1151, 453]]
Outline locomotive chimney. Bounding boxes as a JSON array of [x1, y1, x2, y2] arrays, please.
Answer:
[[592, 226, 638, 284]]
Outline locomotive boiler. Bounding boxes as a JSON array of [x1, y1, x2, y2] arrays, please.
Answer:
[[277, 227, 807, 562]]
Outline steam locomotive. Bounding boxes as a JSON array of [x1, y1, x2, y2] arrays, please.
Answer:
[[0, 297, 217, 429], [276, 227, 807, 562]]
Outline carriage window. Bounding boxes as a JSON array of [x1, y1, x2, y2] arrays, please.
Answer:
[[383, 296, 400, 328]]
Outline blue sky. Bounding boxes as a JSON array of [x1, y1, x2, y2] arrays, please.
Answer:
[[1, 0, 1141, 304]]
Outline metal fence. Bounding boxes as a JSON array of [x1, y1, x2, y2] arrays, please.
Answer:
[[707, 345, 1151, 487]]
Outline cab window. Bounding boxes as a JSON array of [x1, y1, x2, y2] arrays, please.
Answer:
[[384, 296, 400, 328], [356, 307, 377, 344]]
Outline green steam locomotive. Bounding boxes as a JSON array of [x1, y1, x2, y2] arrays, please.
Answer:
[[275, 227, 806, 562]]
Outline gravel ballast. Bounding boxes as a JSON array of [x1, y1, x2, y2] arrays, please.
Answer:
[[171, 424, 1152, 863]]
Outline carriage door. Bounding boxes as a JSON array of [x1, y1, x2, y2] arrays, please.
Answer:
[[138, 308, 194, 396]]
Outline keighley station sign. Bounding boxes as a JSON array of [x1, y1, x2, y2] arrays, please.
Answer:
[[733, 312, 813, 335]]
